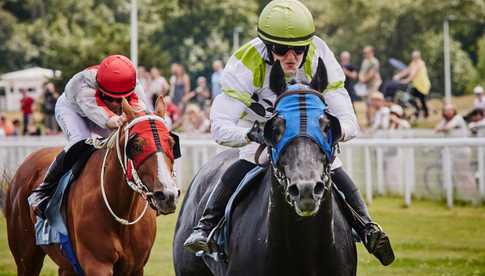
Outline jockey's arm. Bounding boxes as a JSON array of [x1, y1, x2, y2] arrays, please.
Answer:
[[210, 93, 251, 147], [324, 87, 360, 142], [75, 88, 115, 129]]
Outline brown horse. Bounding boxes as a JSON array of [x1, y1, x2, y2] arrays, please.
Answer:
[[5, 99, 179, 275]]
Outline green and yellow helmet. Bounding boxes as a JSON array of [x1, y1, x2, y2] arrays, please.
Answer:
[[257, 0, 315, 46]]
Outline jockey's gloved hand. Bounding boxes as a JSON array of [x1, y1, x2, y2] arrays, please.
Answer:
[[106, 115, 126, 129], [246, 121, 266, 145]]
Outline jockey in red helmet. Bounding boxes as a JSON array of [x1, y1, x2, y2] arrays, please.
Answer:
[[28, 54, 148, 218]]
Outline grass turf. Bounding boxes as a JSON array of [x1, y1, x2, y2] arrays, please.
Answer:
[[1, 197, 484, 275]]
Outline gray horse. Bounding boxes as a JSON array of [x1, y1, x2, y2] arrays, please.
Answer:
[[173, 61, 357, 276]]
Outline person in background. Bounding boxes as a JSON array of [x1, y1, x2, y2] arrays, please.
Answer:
[[41, 82, 60, 134], [169, 63, 191, 109], [434, 102, 468, 137], [0, 114, 15, 136], [388, 104, 410, 129], [163, 96, 182, 130], [184, 76, 211, 110], [434, 102, 475, 198], [180, 104, 210, 134], [11, 119, 21, 136], [147, 67, 169, 111], [369, 92, 390, 131], [467, 108, 485, 137], [211, 60, 224, 99], [20, 88, 34, 135], [393, 50, 431, 118], [358, 46, 382, 125], [340, 51, 358, 102], [137, 66, 151, 93], [473, 85, 485, 111]]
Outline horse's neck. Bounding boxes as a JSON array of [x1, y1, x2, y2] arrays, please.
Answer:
[[102, 147, 142, 219], [267, 176, 335, 268]]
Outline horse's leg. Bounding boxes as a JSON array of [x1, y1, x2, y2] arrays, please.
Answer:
[[12, 244, 45, 276]]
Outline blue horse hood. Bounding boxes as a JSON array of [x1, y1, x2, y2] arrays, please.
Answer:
[[270, 85, 335, 163]]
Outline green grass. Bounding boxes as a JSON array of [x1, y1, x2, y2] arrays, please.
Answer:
[[1, 197, 485, 275]]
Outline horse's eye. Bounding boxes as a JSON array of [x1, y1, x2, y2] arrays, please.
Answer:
[[273, 117, 286, 143], [319, 115, 330, 134], [127, 136, 144, 157]]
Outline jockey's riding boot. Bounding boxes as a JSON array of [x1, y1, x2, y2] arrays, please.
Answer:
[[184, 160, 257, 253], [332, 168, 395, 266], [28, 150, 67, 219]]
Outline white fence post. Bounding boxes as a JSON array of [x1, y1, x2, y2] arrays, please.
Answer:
[[364, 146, 373, 205], [403, 147, 415, 207], [442, 147, 453, 208], [478, 147, 485, 201], [376, 147, 384, 195]]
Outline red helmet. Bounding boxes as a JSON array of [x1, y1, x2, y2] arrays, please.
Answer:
[[96, 55, 136, 98]]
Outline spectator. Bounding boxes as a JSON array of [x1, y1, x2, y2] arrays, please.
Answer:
[[211, 60, 224, 99], [164, 96, 182, 129], [137, 66, 151, 93], [434, 102, 468, 137], [393, 50, 431, 118], [147, 67, 169, 111], [358, 46, 382, 95], [434, 102, 475, 198], [181, 104, 210, 134], [369, 92, 390, 131], [169, 63, 191, 109], [339, 51, 358, 102], [26, 105, 43, 136], [11, 119, 21, 136], [40, 82, 59, 135], [473, 85, 485, 111], [358, 46, 382, 125], [388, 104, 410, 129], [184, 76, 211, 109], [467, 108, 485, 137], [20, 88, 34, 135], [0, 114, 15, 136]]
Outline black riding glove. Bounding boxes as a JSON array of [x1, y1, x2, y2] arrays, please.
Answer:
[[246, 122, 266, 145]]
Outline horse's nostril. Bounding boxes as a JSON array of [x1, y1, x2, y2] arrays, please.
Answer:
[[288, 184, 299, 198], [177, 189, 181, 198], [154, 191, 166, 201], [314, 181, 325, 195]]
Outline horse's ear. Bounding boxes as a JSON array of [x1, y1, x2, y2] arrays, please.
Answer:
[[310, 58, 328, 93], [269, 60, 287, 96], [122, 98, 136, 121], [154, 95, 167, 117]]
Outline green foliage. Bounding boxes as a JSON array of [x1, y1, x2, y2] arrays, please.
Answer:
[[0, 0, 484, 95], [476, 35, 485, 85]]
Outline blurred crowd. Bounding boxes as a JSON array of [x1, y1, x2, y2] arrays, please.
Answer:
[[1, 52, 484, 138], [340, 45, 485, 138]]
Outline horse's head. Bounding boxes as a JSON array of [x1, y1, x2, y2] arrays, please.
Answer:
[[117, 98, 181, 215], [264, 59, 341, 217]]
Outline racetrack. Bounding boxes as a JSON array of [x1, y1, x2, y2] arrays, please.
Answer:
[[1, 197, 484, 275]]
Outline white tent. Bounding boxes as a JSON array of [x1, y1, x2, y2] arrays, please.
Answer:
[[0, 67, 61, 111]]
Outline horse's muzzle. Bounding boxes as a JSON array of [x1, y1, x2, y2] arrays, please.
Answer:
[[150, 189, 179, 215], [287, 181, 325, 217]]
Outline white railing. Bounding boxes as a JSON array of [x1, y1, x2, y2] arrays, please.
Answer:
[[1, 134, 484, 208]]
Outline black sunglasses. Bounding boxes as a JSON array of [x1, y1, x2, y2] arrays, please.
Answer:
[[269, 44, 308, 56], [99, 92, 130, 103]]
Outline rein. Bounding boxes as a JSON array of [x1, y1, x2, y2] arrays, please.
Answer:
[[99, 115, 168, 225]]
